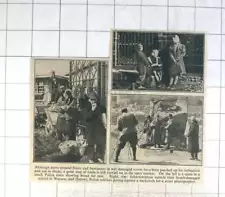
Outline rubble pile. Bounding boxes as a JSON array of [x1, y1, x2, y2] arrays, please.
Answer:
[[34, 130, 60, 161], [180, 75, 203, 92]]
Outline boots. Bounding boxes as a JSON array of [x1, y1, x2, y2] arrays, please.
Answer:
[[114, 148, 121, 162], [194, 153, 199, 160], [190, 153, 195, 160], [132, 147, 137, 161]]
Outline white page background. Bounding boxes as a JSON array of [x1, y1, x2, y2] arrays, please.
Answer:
[[0, 0, 225, 196]]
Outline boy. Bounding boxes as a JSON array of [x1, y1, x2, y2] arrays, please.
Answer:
[[148, 49, 163, 88]]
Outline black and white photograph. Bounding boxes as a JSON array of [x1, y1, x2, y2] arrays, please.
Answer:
[[111, 30, 205, 92], [32, 59, 108, 164], [110, 94, 203, 166]]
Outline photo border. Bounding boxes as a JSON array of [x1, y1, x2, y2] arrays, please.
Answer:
[[29, 57, 111, 181], [108, 28, 207, 94]]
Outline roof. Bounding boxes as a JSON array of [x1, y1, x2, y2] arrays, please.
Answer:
[[36, 75, 69, 80], [113, 69, 139, 74]]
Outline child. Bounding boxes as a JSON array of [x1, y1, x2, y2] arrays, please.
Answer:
[[148, 49, 163, 88]]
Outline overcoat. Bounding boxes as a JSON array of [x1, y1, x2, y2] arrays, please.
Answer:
[[169, 43, 186, 77], [187, 120, 199, 153]]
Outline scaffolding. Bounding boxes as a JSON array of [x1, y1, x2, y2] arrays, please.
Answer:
[[69, 60, 108, 107]]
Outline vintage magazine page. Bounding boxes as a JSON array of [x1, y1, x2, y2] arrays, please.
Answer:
[[30, 30, 205, 184]]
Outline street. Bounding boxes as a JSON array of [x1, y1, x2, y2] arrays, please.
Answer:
[[110, 133, 202, 166]]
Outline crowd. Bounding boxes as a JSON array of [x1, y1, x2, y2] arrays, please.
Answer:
[[114, 108, 200, 162], [40, 71, 107, 164], [134, 34, 186, 90]]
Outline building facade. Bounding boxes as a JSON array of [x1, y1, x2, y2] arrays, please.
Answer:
[[68, 60, 108, 107], [35, 76, 69, 101]]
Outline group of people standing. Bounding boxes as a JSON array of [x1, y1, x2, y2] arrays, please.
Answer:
[[142, 114, 173, 150], [114, 108, 200, 162], [134, 34, 186, 90], [42, 71, 107, 164]]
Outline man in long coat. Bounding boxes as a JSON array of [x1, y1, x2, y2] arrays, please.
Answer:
[[185, 116, 199, 160], [134, 43, 151, 89], [49, 70, 59, 103], [159, 44, 170, 87]]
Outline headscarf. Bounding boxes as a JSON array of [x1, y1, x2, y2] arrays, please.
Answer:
[[172, 35, 180, 44]]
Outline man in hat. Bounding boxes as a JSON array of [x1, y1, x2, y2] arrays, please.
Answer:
[[49, 70, 59, 103], [114, 108, 138, 162], [185, 115, 200, 160], [85, 91, 106, 163]]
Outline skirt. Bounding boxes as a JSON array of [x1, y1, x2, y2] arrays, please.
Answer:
[[169, 62, 181, 77]]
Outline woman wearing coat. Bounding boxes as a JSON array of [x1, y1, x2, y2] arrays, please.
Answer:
[[185, 116, 199, 160], [85, 92, 107, 163], [56, 89, 78, 141], [168, 35, 186, 90]]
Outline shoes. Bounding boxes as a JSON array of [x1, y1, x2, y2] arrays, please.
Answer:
[[89, 160, 94, 163], [97, 158, 104, 163], [190, 158, 195, 160], [138, 85, 146, 90], [168, 85, 175, 90]]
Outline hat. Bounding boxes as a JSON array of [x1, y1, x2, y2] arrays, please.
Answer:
[[88, 91, 97, 100], [121, 108, 128, 113], [65, 89, 72, 94], [146, 115, 151, 119]]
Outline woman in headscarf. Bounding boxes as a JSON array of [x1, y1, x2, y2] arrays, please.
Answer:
[[85, 91, 106, 163], [168, 35, 186, 90], [56, 86, 66, 106]]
